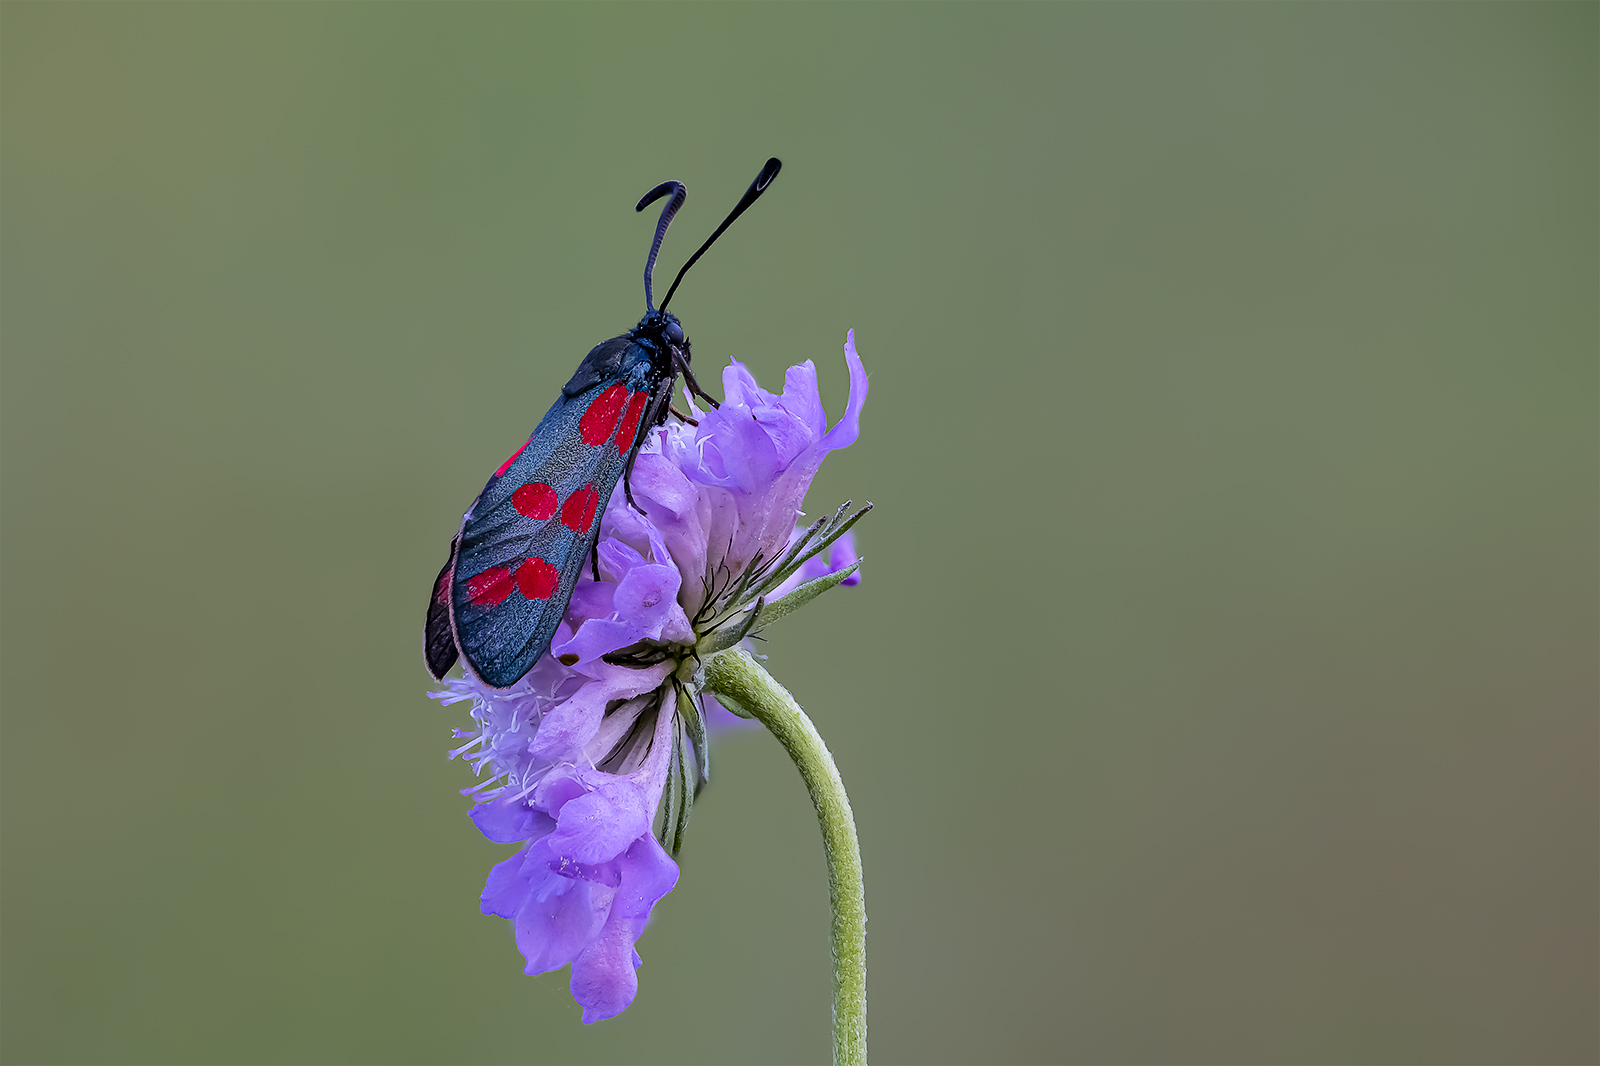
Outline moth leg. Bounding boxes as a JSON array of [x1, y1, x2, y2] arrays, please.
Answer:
[[622, 467, 648, 516], [590, 541, 601, 582], [674, 354, 720, 409], [621, 428, 651, 517], [622, 387, 674, 516], [669, 404, 699, 426]]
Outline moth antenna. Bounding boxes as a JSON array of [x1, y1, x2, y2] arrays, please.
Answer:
[[636, 180, 687, 312], [659, 157, 781, 312]]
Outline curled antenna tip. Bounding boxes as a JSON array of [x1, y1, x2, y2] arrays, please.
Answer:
[[636, 180, 687, 310], [637, 180, 684, 213]]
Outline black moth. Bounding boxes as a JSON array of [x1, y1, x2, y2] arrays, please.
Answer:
[[426, 158, 783, 688]]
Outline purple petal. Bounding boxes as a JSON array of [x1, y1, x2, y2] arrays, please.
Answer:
[[546, 777, 652, 865], [569, 911, 639, 1023], [568, 835, 679, 1023], [612, 833, 680, 920], [720, 359, 764, 411], [510, 843, 611, 975], [819, 330, 869, 452], [550, 562, 691, 668], [596, 538, 649, 582], [565, 581, 616, 627], [625, 684, 680, 802], [754, 404, 814, 469], [470, 797, 547, 844], [778, 361, 827, 436], [481, 848, 538, 920], [612, 563, 691, 641], [581, 694, 654, 768], [599, 451, 709, 616], [702, 408, 785, 491], [627, 450, 702, 522], [833, 534, 862, 586], [530, 766, 589, 816], [549, 857, 622, 888], [551, 619, 642, 671], [528, 662, 672, 761]]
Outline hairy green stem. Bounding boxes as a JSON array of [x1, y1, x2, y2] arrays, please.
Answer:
[[703, 648, 867, 1066]]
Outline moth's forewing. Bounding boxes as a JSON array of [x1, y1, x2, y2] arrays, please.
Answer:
[[447, 339, 662, 688]]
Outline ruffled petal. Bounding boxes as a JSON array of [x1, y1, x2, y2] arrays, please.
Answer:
[[819, 330, 869, 452], [568, 834, 679, 1023], [569, 908, 641, 1023], [530, 766, 589, 816], [470, 796, 544, 844], [551, 619, 639, 671], [720, 359, 764, 411], [546, 777, 652, 865], [778, 360, 827, 436], [511, 844, 610, 975], [481, 849, 537, 920], [612, 563, 688, 640], [528, 662, 672, 761], [565, 581, 617, 628]]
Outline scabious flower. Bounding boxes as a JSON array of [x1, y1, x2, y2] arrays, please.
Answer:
[[431, 331, 868, 1023]]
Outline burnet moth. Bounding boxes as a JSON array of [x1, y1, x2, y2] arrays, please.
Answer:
[[425, 158, 783, 688]]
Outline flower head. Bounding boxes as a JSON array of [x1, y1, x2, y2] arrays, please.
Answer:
[[430, 331, 868, 1022]]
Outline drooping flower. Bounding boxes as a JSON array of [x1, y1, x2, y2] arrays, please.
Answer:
[[430, 331, 869, 1022]]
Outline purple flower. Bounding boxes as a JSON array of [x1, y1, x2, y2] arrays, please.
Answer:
[[430, 331, 868, 1022], [603, 334, 868, 617]]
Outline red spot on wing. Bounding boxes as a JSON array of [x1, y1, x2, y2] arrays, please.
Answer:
[[465, 566, 516, 606], [616, 391, 650, 455], [434, 570, 450, 605], [560, 484, 599, 532], [512, 481, 558, 519], [579, 385, 629, 446], [494, 439, 532, 478], [515, 557, 560, 600]]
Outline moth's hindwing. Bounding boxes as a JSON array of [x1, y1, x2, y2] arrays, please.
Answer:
[[448, 342, 660, 687], [424, 537, 460, 681]]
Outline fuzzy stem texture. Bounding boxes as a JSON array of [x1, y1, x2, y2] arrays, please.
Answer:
[[703, 648, 867, 1066]]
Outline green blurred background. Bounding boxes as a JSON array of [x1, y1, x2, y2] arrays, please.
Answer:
[[2, 4, 1594, 1063]]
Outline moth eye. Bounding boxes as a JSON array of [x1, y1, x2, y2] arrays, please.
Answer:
[[665, 321, 685, 346]]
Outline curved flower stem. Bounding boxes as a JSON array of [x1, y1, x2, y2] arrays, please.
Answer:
[[703, 648, 867, 1066]]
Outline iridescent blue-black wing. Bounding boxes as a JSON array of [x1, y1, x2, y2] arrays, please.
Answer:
[[442, 343, 661, 687], [423, 537, 459, 680]]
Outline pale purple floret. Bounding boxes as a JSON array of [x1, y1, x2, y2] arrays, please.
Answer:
[[429, 332, 867, 1023], [608, 330, 868, 614]]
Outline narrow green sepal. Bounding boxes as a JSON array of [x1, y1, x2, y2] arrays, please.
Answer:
[[669, 715, 693, 855], [754, 502, 872, 601], [697, 594, 766, 655], [657, 744, 679, 849], [678, 681, 710, 787], [757, 561, 861, 630]]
